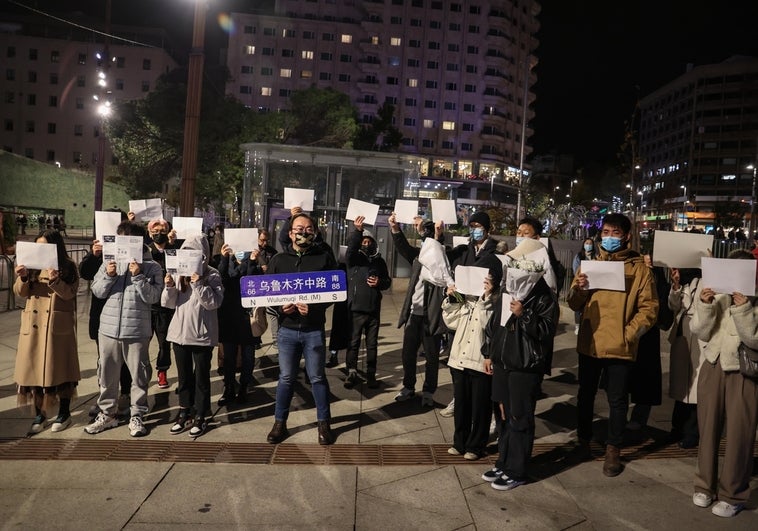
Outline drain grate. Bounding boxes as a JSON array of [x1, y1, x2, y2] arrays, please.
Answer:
[[0, 438, 753, 466]]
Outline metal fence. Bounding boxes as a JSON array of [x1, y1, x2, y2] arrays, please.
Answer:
[[0, 247, 90, 312]]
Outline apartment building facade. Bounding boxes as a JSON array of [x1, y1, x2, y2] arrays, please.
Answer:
[[225, 0, 540, 211], [638, 56, 758, 232], [0, 14, 177, 175]]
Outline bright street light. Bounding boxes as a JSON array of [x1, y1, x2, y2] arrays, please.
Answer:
[[748, 164, 757, 237]]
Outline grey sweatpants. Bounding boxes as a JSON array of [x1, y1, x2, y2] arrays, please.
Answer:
[[97, 333, 152, 418]]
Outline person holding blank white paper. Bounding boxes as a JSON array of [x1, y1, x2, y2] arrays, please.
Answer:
[[441, 275, 495, 461], [567, 213, 658, 477], [162, 235, 223, 437], [14, 230, 80, 434], [688, 249, 758, 518], [344, 216, 391, 389], [86, 221, 164, 437]]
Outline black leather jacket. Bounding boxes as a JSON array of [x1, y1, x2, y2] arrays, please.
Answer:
[[487, 277, 556, 374]]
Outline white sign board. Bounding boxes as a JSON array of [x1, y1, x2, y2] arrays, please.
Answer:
[[15, 241, 59, 271]]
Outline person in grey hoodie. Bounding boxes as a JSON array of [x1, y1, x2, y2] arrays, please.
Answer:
[[161, 234, 224, 437], [85, 221, 164, 437]]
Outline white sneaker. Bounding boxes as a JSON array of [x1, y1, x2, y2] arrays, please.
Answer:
[[463, 452, 480, 461], [692, 492, 712, 508], [439, 398, 455, 417], [394, 388, 415, 401], [447, 447, 462, 455], [84, 412, 118, 434], [421, 391, 434, 407], [50, 414, 71, 433], [711, 501, 743, 518], [574, 324, 580, 335], [128, 415, 147, 437]]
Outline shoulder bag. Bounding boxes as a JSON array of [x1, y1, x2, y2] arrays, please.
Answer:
[[738, 342, 758, 380]]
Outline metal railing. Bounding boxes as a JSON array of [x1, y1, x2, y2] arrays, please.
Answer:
[[0, 255, 14, 311]]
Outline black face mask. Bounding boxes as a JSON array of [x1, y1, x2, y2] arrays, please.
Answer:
[[152, 233, 168, 245], [361, 244, 377, 256]]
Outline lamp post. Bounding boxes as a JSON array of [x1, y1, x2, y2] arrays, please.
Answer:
[[178, 0, 207, 217], [680, 184, 687, 231], [93, 0, 111, 212], [568, 179, 578, 204], [748, 163, 757, 237]]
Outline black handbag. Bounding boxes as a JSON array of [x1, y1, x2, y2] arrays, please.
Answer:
[[738, 342, 758, 379]]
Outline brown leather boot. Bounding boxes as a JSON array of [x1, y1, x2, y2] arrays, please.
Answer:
[[267, 420, 288, 444], [602, 444, 622, 477], [317, 420, 335, 445]]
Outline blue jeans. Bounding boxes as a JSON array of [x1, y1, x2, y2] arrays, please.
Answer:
[[274, 327, 330, 422]]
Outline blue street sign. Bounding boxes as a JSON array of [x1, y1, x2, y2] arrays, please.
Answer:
[[240, 269, 347, 308]]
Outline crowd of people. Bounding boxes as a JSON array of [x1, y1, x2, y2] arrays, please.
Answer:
[[11, 208, 758, 518]]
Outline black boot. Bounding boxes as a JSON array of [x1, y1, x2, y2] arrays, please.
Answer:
[[218, 384, 236, 407], [318, 420, 335, 445], [236, 384, 248, 404], [267, 420, 289, 444]]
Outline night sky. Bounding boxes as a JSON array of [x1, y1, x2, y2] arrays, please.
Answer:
[[7, 0, 758, 168]]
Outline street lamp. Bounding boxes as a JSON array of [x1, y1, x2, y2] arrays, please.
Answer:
[[748, 163, 757, 237], [568, 179, 578, 203], [680, 184, 687, 231]]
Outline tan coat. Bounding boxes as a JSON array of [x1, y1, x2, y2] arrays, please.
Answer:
[[13, 270, 80, 388], [567, 247, 658, 361]]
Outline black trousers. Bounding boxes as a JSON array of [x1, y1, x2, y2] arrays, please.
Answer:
[[671, 400, 699, 443], [151, 309, 174, 371], [401, 314, 441, 393], [452, 368, 492, 455], [577, 355, 632, 447], [173, 344, 213, 418], [345, 312, 380, 373], [494, 368, 542, 481]]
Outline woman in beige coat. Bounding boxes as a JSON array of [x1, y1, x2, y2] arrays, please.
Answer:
[[14, 229, 80, 434]]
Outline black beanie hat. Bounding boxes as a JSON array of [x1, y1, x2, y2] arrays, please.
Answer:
[[468, 211, 491, 231]]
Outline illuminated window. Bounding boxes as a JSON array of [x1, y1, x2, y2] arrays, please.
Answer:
[[371, 36, 379, 45], [261, 87, 272, 96], [301, 50, 314, 60], [245, 45, 255, 55], [341, 34, 352, 43], [442, 121, 455, 130], [423, 119, 434, 128], [407, 78, 418, 87], [390, 37, 402, 46], [280, 68, 292, 78], [301, 70, 312, 78]]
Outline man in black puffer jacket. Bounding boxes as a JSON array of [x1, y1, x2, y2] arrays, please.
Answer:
[[266, 213, 338, 446], [344, 216, 391, 390]]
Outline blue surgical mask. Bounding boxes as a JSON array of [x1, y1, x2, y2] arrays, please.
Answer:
[[583, 244, 594, 253], [469, 227, 485, 241], [601, 236, 623, 253], [235, 251, 249, 261], [515, 237, 525, 246]]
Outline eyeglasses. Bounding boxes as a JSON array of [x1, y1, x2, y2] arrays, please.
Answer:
[[291, 226, 315, 234]]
